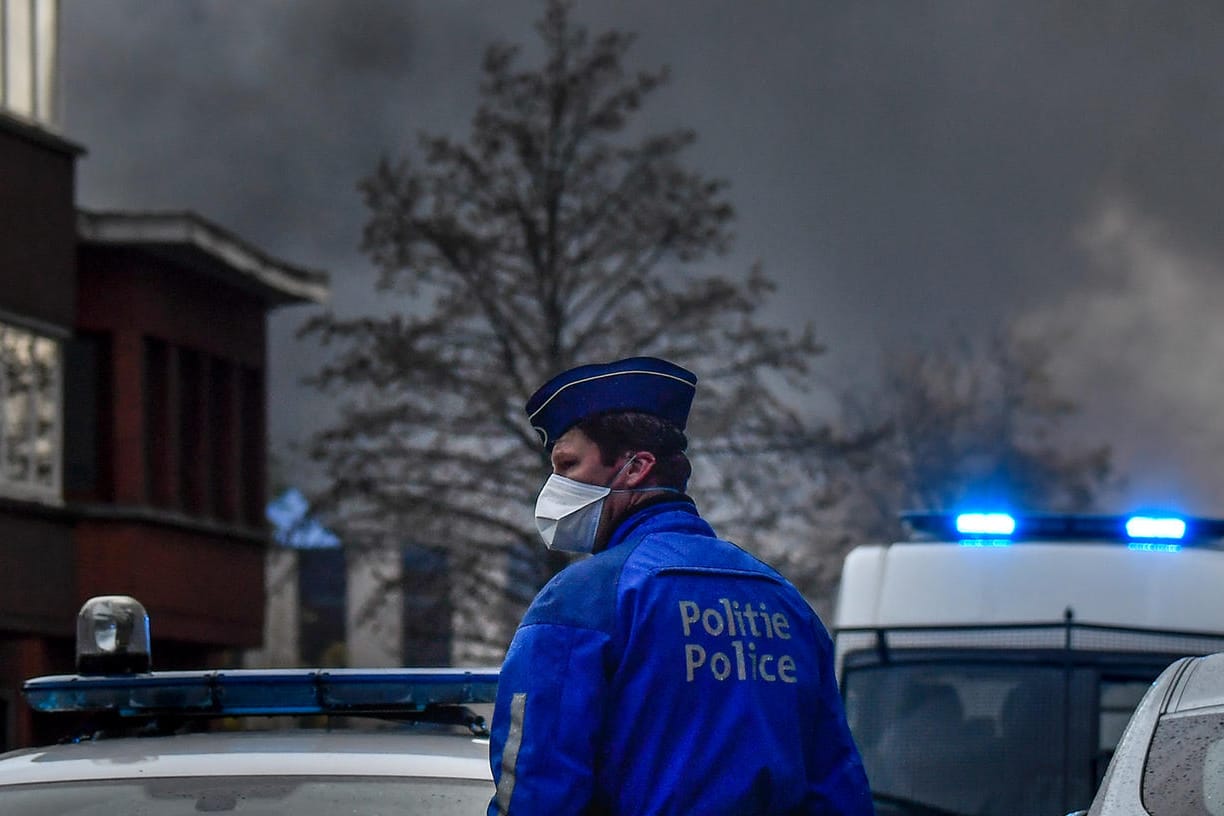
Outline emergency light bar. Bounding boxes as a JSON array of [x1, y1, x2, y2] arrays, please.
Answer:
[[902, 512, 1224, 545], [24, 668, 500, 718]]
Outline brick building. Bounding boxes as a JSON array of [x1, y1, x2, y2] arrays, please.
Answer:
[[0, 0, 328, 749]]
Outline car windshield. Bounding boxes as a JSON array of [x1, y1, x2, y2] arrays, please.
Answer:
[[1141, 709, 1224, 816], [0, 775, 491, 815]]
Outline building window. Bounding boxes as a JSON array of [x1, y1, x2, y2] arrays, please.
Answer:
[[0, 319, 61, 501], [402, 545, 453, 666], [143, 336, 172, 507], [177, 347, 203, 514], [0, 0, 59, 125], [63, 331, 111, 500], [239, 365, 265, 526]]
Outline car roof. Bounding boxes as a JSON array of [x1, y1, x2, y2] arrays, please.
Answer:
[[1168, 650, 1224, 714], [0, 730, 492, 787]]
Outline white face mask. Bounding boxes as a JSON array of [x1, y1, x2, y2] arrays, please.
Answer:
[[534, 456, 642, 554], [534, 457, 681, 553], [533, 473, 614, 554]]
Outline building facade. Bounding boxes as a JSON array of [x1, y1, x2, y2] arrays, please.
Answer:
[[0, 1, 330, 747], [0, 75, 81, 754]]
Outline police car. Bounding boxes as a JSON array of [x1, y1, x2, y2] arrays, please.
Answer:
[[1079, 650, 1224, 816], [0, 596, 496, 814], [834, 511, 1224, 816]]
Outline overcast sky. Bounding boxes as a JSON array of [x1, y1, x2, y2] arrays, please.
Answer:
[[58, 0, 1224, 513]]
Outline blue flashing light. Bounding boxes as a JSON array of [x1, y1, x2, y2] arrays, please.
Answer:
[[955, 513, 1017, 536], [957, 539, 1012, 548], [904, 510, 1224, 545], [1127, 541, 1183, 554], [1125, 516, 1187, 541], [24, 668, 500, 717]]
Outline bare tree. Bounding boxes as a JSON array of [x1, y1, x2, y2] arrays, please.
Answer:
[[300, 0, 862, 659], [836, 328, 1115, 545]]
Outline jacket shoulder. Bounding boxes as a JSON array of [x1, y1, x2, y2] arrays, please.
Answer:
[[520, 544, 636, 633]]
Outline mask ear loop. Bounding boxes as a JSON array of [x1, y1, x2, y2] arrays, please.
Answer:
[[608, 453, 683, 496], [605, 455, 638, 489]]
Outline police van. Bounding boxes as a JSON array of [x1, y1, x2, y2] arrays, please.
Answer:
[[833, 512, 1224, 816], [0, 596, 498, 814]]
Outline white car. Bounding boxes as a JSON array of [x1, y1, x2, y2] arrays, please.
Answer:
[[1083, 650, 1224, 816], [0, 595, 497, 814], [0, 728, 493, 814]]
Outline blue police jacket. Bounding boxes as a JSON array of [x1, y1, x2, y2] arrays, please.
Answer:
[[488, 499, 874, 815]]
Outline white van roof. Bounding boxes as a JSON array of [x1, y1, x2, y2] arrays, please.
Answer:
[[835, 540, 1224, 636]]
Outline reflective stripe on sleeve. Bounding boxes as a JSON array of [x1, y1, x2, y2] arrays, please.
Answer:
[[494, 692, 527, 814]]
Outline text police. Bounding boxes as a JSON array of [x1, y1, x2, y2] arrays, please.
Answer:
[[678, 598, 797, 683]]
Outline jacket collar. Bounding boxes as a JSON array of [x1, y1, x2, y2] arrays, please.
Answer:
[[603, 497, 712, 552]]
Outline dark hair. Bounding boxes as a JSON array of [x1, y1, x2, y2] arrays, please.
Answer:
[[575, 411, 692, 490]]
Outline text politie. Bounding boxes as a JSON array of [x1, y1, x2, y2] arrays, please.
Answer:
[[678, 599, 798, 684]]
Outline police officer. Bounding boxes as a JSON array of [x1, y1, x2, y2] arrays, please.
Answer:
[[488, 357, 874, 816]]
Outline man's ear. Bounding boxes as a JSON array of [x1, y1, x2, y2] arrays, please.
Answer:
[[623, 451, 656, 488]]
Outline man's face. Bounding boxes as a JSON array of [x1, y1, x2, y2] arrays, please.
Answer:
[[550, 427, 638, 551], [550, 427, 625, 485]]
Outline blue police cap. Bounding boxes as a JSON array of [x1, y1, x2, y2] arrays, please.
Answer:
[[525, 357, 698, 448]]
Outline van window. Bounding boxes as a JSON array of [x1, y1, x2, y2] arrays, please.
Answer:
[[840, 657, 1190, 816], [845, 663, 1073, 816]]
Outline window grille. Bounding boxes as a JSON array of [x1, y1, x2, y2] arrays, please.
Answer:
[[0, 319, 62, 501]]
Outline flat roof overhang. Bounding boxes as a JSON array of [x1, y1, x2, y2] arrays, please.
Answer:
[[0, 110, 86, 156], [77, 210, 330, 307]]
